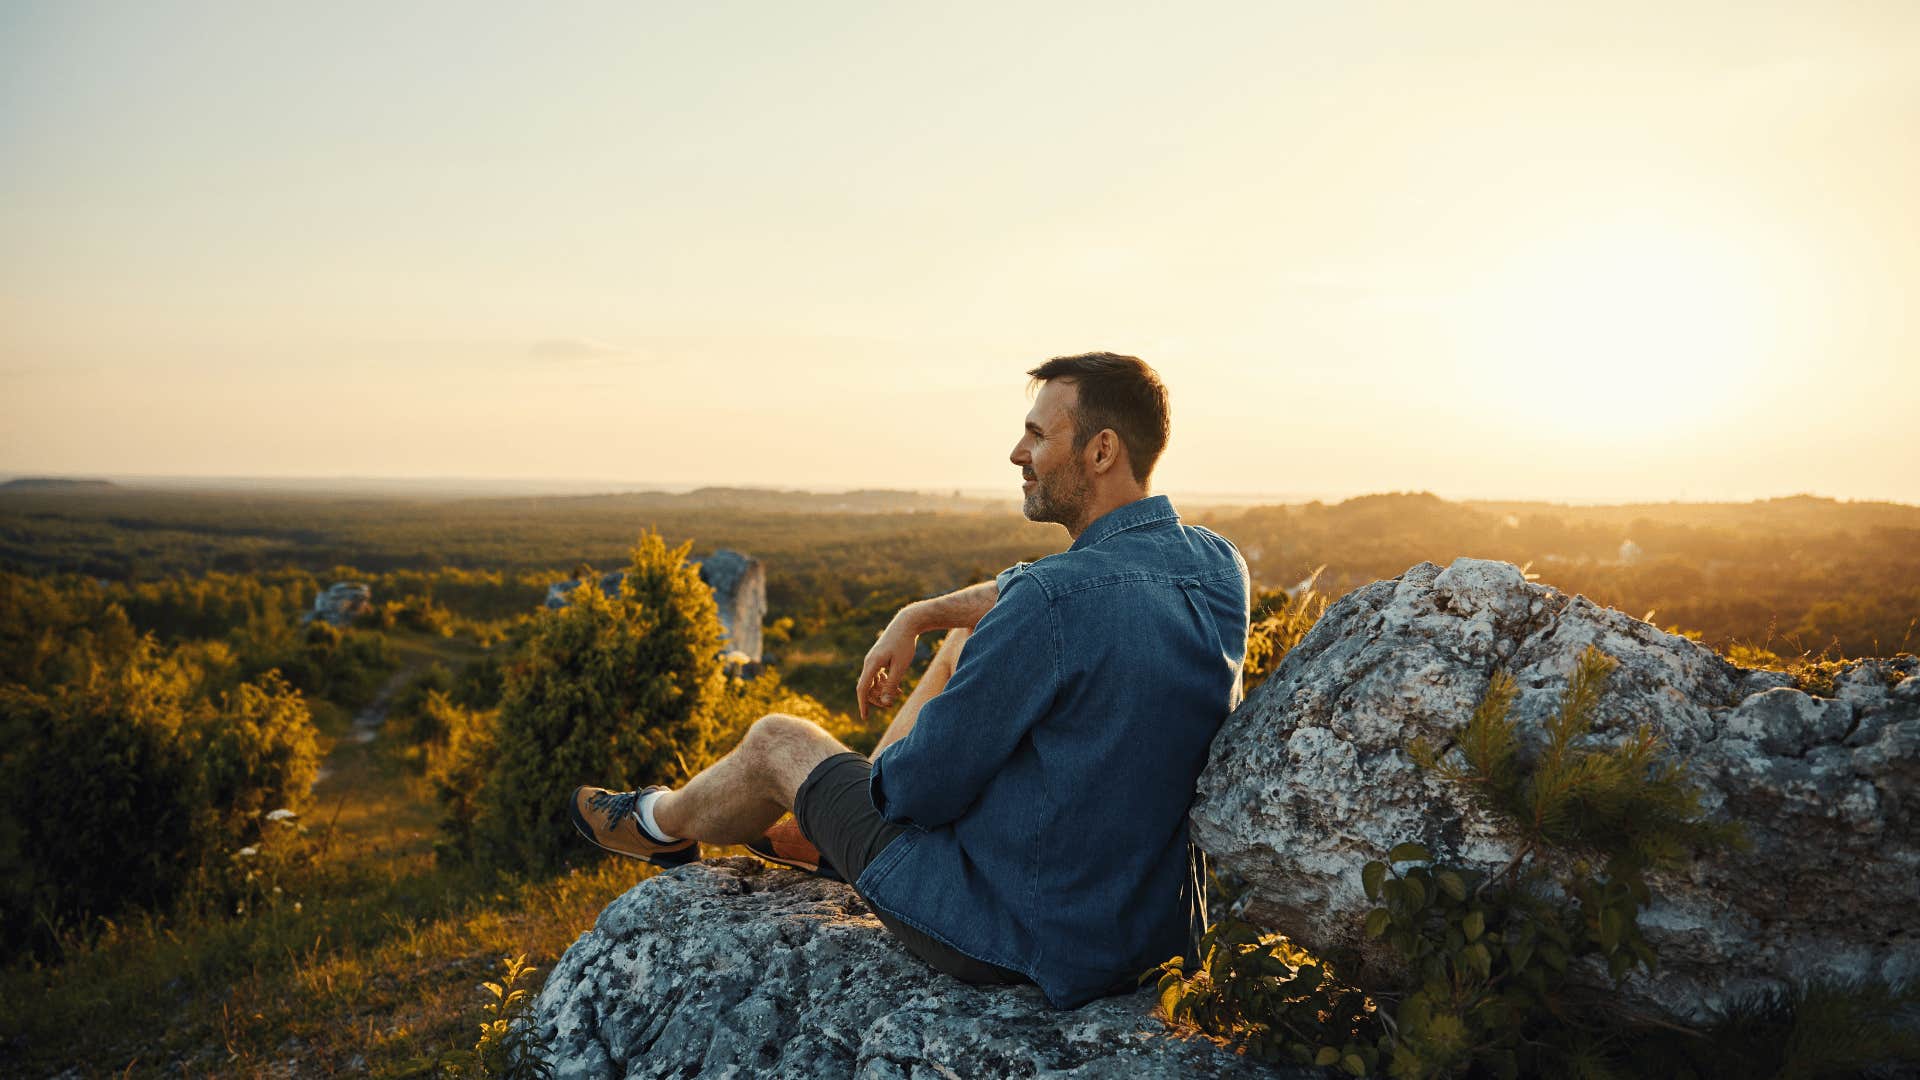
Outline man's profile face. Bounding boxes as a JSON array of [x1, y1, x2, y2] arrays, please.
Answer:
[[1010, 379, 1092, 527]]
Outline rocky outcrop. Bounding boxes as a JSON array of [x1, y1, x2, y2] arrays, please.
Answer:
[[531, 858, 1300, 1079], [691, 550, 766, 663], [1189, 557, 1920, 1021], [302, 581, 371, 626], [544, 549, 767, 661]]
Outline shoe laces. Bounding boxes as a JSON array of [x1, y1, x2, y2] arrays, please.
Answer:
[[588, 789, 641, 828]]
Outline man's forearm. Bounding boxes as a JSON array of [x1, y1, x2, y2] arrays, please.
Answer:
[[902, 581, 998, 634]]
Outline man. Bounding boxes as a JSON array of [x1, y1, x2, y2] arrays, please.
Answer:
[[568, 352, 1249, 1008]]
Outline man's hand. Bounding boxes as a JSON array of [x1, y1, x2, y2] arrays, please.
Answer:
[[854, 580, 1000, 721], [858, 612, 919, 721]]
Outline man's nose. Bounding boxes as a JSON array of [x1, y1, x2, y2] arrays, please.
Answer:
[[1009, 441, 1027, 466]]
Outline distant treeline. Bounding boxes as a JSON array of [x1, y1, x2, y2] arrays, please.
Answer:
[[1202, 492, 1920, 657], [3, 487, 1915, 662]]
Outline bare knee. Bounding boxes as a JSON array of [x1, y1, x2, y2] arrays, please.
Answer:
[[740, 712, 844, 769], [745, 711, 830, 748], [741, 712, 847, 801]]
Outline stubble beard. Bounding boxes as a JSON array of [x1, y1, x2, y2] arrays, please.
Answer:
[[1022, 460, 1092, 531]]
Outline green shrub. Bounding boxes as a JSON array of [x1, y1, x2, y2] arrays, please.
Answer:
[[452, 533, 736, 873], [446, 954, 556, 1079], [0, 641, 318, 953], [425, 697, 499, 865], [1242, 569, 1327, 695], [453, 652, 509, 710], [243, 620, 394, 708], [392, 664, 458, 745], [0, 572, 140, 692]]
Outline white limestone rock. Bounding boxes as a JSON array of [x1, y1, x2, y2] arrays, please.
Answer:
[[531, 858, 1303, 1079], [1189, 558, 1919, 1021]]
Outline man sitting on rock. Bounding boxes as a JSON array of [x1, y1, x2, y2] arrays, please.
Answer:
[[568, 352, 1250, 1008]]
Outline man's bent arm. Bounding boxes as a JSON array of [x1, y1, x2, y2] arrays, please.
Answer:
[[870, 572, 1057, 827], [858, 579, 998, 718], [903, 580, 998, 633]]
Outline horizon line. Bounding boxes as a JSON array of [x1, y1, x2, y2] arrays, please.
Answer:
[[2, 472, 1916, 510]]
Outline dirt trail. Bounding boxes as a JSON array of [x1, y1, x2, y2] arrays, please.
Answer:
[[312, 667, 415, 787]]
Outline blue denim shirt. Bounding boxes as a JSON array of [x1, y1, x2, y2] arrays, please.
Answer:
[[863, 495, 1249, 1008]]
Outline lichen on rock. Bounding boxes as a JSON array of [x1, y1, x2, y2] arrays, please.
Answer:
[[532, 858, 1306, 1078], [1189, 557, 1919, 1021]]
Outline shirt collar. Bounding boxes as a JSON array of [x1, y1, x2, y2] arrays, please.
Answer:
[[1069, 494, 1179, 551]]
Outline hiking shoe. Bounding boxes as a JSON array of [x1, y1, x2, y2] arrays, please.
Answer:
[[568, 785, 701, 869], [746, 816, 843, 881]]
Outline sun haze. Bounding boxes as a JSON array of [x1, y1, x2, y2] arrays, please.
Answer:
[[2, 2, 1915, 503]]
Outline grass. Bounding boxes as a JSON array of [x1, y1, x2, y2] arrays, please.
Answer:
[[0, 632, 693, 1078]]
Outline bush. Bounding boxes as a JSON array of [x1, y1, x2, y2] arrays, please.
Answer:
[[0, 641, 319, 953], [451, 533, 737, 872], [0, 572, 140, 692], [425, 696, 500, 865], [1242, 571, 1328, 695], [391, 664, 458, 745], [242, 620, 394, 709]]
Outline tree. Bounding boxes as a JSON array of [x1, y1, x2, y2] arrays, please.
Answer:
[[463, 533, 735, 872]]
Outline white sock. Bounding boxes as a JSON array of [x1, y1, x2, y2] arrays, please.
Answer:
[[634, 790, 679, 844]]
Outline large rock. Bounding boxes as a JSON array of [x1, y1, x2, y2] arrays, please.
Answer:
[[1190, 557, 1920, 1021], [531, 858, 1302, 1079], [302, 581, 371, 626], [692, 550, 767, 663]]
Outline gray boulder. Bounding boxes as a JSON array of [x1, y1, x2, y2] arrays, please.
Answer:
[[531, 858, 1303, 1079], [302, 581, 371, 626], [692, 550, 767, 663], [1189, 557, 1920, 1021]]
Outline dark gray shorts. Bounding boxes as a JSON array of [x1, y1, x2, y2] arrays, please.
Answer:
[[793, 751, 1025, 987]]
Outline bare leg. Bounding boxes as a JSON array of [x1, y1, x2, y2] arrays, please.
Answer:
[[872, 628, 969, 759], [652, 713, 849, 845]]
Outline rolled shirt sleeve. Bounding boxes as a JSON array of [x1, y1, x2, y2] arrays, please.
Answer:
[[870, 569, 1058, 828]]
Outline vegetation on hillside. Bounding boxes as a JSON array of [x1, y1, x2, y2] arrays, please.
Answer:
[[0, 642, 319, 955], [0, 486, 1912, 1075]]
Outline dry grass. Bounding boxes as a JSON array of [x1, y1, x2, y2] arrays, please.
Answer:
[[0, 644, 695, 1078]]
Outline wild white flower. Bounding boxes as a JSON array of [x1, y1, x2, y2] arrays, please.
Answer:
[[293, 901, 302, 913], [273, 885, 283, 895], [266, 808, 298, 823], [236, 846, 260, 858]]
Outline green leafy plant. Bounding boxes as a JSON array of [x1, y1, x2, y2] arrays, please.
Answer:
[[448, 954, 556, 1079], [1154, 917, 1380, 1073]]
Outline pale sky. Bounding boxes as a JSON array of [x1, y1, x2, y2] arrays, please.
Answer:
[[3, 1, 1916, 502]]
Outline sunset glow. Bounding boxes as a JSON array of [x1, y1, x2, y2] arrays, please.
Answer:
[[2, 2, 1915, 502], [1476, 215, 1770, 436]]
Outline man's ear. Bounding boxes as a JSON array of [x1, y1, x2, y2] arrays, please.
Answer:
[[1087, 429, 1119, 475]]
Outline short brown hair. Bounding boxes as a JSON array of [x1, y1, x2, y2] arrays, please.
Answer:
[[1026, 352, 1169, 484]]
